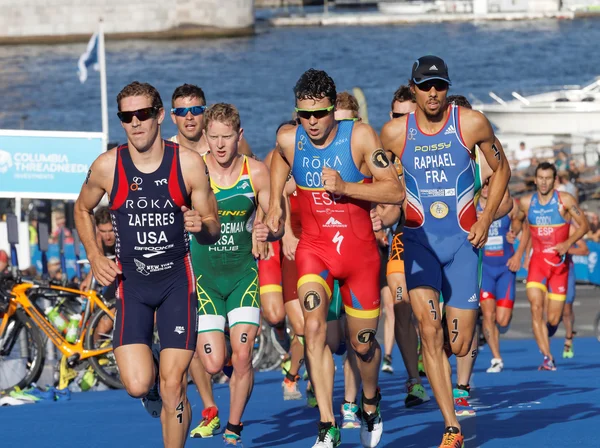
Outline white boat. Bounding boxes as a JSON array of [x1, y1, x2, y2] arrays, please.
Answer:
[[377, 0, 439, 14], [476, 77, 600, 135]]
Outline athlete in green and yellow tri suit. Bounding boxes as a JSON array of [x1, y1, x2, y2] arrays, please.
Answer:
[[189, 104, 275, 447]]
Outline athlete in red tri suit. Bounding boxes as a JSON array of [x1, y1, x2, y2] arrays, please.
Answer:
[[265, 69, 404, 448], [515, 162, 588, 371], [74, 82, 219, 448]]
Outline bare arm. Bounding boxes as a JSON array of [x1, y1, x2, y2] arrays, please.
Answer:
[[265, 126, 295, 234], [376, 204, 402, 228], [559, 192, 590, 250], [569, 237, 589, 256], [181, 150, 220, 244], [330, 123, 404, 205], [493, 189, 513, 220]]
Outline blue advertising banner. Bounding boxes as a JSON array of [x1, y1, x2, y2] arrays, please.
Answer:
[[515, 240, 600, 286], [0, 130, 105, 199]]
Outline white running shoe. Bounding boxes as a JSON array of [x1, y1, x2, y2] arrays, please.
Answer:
[[360, 410, 383, 447], [486, 358, 504, 373]]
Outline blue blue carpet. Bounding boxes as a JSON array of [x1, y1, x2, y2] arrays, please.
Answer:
[[3, 337, 600, 447]]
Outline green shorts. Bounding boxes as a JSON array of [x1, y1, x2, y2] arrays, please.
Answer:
[[327, 280, 343, 322], [196, 267, 260, 333]]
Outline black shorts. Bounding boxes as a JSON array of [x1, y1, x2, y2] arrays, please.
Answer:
[[113, 257, 197, 351]]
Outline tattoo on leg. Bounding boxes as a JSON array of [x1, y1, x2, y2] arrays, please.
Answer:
[[428, 299, 437, 321], [203, 343, 212, 354], [484, 329, 491, 340], [471, 349, 477, 359], [357, 328, 376, 344], [303, 291, 321, 312], [395, 286, 403, 301], [240, 332, 248, 343], [451, 318, 459, 344], [371, 148, 390, 168], [176, 401, 184, 424]]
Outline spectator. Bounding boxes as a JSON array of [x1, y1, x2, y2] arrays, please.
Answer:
[[557, 171, 578, 198], [29, 215, 39, 246], [47, 257, 63, 281], [555, 150, 569, 172], [586, 212, 600, 242], [49, 211, 73, 244], [514, 141, 533, 170], [0, 250, 8, 274], [567, 159, 581, 183]]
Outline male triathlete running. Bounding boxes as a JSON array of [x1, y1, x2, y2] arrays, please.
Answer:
[[169, 83, 254, 157], [478, 179, 528, 373], [384, 85, 431, 407], [380, 56, 511, 447], [192, 103, 275, 446], [561, 222, 589, 358], [515, 162, 589, 370], [266, 69, 404, 448], [74, 81, 220, 448]]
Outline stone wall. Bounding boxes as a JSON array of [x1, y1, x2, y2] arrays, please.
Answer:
[[0, 0, 255, 43]]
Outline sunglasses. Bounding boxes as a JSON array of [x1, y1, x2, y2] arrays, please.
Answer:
[[295, 105, 334, 120], [338, 117, 359, 122], [171, 106, 206, 117], [416, 80, 449, 92], [117, 107, 158, 123], [391, 112, 407, 119]]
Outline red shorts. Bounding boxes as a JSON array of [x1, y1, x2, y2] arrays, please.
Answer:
[[526, 253, 569, 301], [296, 237, 381, 319], [258, 240, 299, 303]]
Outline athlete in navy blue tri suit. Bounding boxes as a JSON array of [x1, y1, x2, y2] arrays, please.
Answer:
[[75, 81, 219, 448], [380, 56, 511, 447]]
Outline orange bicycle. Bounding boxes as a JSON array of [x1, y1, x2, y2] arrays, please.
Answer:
[[0, 270, 121, 393]]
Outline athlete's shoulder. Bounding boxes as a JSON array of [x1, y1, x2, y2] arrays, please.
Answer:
[[277, 123, 297, 144], [380, 116, 408, 144], [246, 155, 269, 179], [178, 146, 207, 172], [520, 193, 534, 210], [557, 190, 577, 206], [93, 147, 118, 173], [458, 107, 492, 133]]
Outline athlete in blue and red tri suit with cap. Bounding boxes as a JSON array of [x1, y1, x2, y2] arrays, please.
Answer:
[[74, 81, 220, 448], [515, 162, 589, 371], [266, 69, 404, 448], [380, 55, 511, 448]]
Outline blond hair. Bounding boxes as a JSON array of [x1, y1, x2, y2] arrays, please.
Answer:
[[336, 92, 359, 118], [203, 103, 241, 132]]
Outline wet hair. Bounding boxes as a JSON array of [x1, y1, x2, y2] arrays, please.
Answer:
[[277, 120, 297, 135], [336, 92, 359, 118], [171, 84, 206, 107], [535, 162, 557, 178], [203, 103, 241, 133], [94, 206, 111, 226], [447, 95, 472, 109], [116, 81, 163, 111], [391, 85, 414, 110], [294, 69, 337, 106]]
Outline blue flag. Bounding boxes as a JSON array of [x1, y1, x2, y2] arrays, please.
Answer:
[[77, 31, 99, 84]]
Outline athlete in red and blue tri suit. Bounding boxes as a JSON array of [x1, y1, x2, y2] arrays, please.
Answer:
[[75, 82, 219, 448], [478, 181, 528, 374], [380, 56, 511, 448], [266, 69, 403, 448], [516, 162, 589, 371]]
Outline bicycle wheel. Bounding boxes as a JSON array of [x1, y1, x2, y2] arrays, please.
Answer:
[[84, 305, 123, 389], [0, 309, 45, 393]]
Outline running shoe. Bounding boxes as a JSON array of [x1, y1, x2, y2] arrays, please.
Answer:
[[312, 422, 341, 448], [306, 383, 318, 408], [9, 387, 41, 403], [405, 380, 430, 408], [418, 353, 426, 377], [538, 356, 557, 371], [340, 402, 361, 429], [360, 390, 383, 447], [453, 384, 471, 399], [24, 386, 56, 401], [53, 387, 71, 401], [142, 347, 162, 418], [562, 343, 574, 359], [190, 406, 221, 438], [486, 358, 504, 373], [454, 397, 475, 416], [282, 376, 303, 401], [381, 355, 393, 374], [439, 426, 464, 448], [223, 432, 243, 446], [0, 395, 30, 406]]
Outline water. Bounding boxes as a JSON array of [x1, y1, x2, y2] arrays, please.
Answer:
[[0, 18, 598, 158]]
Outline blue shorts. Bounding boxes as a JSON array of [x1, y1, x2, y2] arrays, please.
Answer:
[[404, 238, 480, 310], [566, 260, 576, 305], [480, 262, 516, 309], [113, 257, 197, 351]]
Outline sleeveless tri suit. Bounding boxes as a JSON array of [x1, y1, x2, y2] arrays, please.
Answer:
[[109, 141, 197, 350], [479, 203, 516, 308], [192, 156, 261, 333], [401, 105, 481, 310], [526, 190, 570, 301]]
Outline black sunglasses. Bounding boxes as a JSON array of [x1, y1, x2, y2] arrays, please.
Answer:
[[391, 112, 407, 119], [295, 105, 334, 120], [117, 107, 159, 123], [171, 106, 206, 117], [416, 80, 449, 92]]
